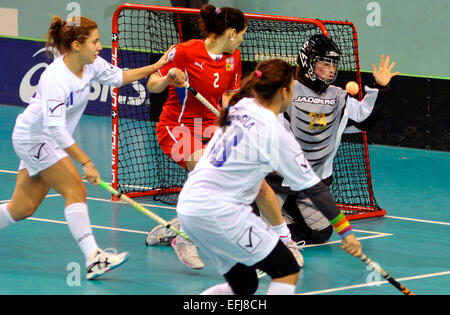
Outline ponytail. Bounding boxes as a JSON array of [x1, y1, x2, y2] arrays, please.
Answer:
[[46, 16, 66, 55], [216, 73, 258, 128], [215, 59, 294, 128], [46, 15, 98, 54]]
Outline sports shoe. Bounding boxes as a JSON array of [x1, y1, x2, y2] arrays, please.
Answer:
[[281, 209, 294, 225], [285, 239, 305, 268], [171, 235, 204, 269], [86, 248, 130, 280], [145, 217, 180, 246]]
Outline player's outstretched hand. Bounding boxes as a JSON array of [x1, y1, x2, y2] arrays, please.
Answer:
[[156, 45, 176, 69], [372, 55, 400, 86], [341, 234, 362, 257]]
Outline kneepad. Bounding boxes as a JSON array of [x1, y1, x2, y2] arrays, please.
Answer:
[[254, 240, 300, 279], [224, 263, 258, 295], [297, 197, 330, 231]]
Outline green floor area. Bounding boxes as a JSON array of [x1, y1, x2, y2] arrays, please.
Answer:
[[0, 105, 448, 295]]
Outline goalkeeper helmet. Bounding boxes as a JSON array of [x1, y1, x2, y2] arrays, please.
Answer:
[[297, 34, 341, 91]]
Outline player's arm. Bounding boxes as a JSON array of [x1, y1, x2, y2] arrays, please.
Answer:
[[40, 76, 100, 184], [123, 53, 168, 86], [45, 114, 100, 185], [256, 179, 296, 243], [120, 45, 174, 86], [146, 45, 186, 93], [303, 181, 361, 256], [255, 180, 284, 226], [63, 142, 100, 184], [347, 55, 399, 124], [146, 67, 186, 93], [45, 117, 100, 185]]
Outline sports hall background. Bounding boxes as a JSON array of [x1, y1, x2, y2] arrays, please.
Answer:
[[1, 0, 449, 151]]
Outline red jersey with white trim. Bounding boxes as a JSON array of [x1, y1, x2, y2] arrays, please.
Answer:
[[157, 39, 241, 132]]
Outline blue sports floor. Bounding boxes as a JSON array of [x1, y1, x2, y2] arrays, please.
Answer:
[[0, 104, 449, 295]]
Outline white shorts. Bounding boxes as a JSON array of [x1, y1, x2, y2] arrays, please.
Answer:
[[12, 135, 68, 176], [178, 205, 279, 275]]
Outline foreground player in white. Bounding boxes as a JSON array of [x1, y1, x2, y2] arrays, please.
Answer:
[[0, 16, 171, 280], [259, 34, 399, 245], [176, 59, 362, 295], [146, 4, 303, 271]]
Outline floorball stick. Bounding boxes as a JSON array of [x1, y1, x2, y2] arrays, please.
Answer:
[[168, 68, 220, 116], [360, 253, 414, 295], [98, 180, 191, 241]]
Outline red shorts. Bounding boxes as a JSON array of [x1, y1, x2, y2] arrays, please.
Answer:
[[156, 123, 211, 170]]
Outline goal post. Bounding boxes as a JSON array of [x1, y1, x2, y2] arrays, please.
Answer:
[[111, 4, 386, 220]]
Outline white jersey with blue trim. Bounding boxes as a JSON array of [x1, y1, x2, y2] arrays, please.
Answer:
[[177, 97, 321, 216], [280, 80, 379, 179], [13, 55, 123, 141]]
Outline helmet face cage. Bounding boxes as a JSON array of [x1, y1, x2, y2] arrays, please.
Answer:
[[298, 34, 341, 88], [309, 56, 339, 84]]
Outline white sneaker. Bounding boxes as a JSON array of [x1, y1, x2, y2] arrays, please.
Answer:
[[86, 248, 130, 280], [171, 235, 204, 270], [285, 240, 305, 268], [146, 217, 180, 246]]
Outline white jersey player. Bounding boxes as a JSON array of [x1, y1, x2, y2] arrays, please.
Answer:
[[13, 54, 123, 167], [262, 34, 399, 245], [0, 16, 172, 280], [177, 59, 362, 295]]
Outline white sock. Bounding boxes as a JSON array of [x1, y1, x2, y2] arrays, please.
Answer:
[[272, 221, 292, 244], [0, 203, 16, 230], [64, 202, 99, 265], [200, 282, 234, 295], [266, 281, 296, 295]]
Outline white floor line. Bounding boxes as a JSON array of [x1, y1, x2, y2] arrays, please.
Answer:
[[87, 196, 177, 210], [298, 270, 450, 295], [304, 233, 393, 248], [0, 169, 18, 175], [386, 215, 450, 226], [353, 228, 392, 235], [25, 217, 148, 235]]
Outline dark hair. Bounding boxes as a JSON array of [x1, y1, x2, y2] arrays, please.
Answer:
[[199, 4, 247, 36], [216, 59, 294, 127], [46, 16, 98, 54]]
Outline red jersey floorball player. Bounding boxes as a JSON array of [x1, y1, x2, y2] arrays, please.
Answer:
[[149, 9, 243, 170]]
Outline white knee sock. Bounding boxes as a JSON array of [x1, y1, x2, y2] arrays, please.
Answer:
[[64, 202, 99, 265], [200, 282, 234, 295], [266, 281, 296, 295], [0, 203, 16, 230]]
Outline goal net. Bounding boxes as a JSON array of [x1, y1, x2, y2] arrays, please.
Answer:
[[111, 4, 386, 220]]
